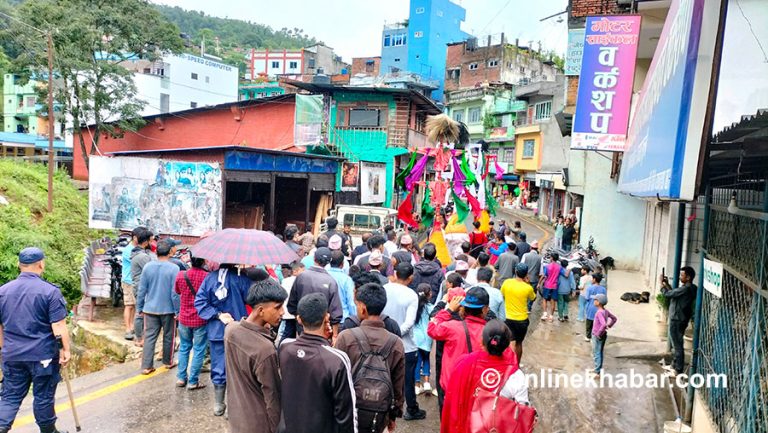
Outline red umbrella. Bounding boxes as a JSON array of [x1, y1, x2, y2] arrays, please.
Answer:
[[190, 229, 298, 265]]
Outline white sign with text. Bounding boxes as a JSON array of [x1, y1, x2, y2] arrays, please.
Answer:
[[703, 258, 723, 298]]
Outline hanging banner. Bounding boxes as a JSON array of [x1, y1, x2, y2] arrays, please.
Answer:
[[571, 15, 641, 152], [293, 94, 324, 147], [565, 28, 586, 76], [341, 162, 359, 192], [360, 162, 387, 204]]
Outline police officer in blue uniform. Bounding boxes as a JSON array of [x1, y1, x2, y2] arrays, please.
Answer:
[[0, 247, 71, 433]]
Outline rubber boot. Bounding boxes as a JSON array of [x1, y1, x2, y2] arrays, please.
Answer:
[[213, 384, 226, 416], [39, 424, 68, 433]]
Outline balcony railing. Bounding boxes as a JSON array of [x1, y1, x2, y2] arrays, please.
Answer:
[[407, 128, 428, 149]]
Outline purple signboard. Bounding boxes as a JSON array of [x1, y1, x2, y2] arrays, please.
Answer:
[[571, 15, 642, 152]]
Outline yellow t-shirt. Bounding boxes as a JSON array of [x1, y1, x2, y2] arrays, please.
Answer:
[[501, 278, 536, 321]]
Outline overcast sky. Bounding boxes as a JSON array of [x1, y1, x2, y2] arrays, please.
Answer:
[[151, 0, 569, 61]]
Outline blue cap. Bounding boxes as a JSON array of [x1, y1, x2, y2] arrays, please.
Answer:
[[461, 286, 490, 309], [595, 294, 608, 306], [19, 247, 45, 264]]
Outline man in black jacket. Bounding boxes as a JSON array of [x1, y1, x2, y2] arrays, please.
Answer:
[[287, 247, 342, 340], [409, 243, 445, 303], [279, 293, 356, 433], [660, 267, 698, 376]]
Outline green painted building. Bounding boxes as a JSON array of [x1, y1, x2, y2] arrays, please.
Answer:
[[287, 81, 441, 207], [238, 80, 285, 100], [3, 74, 41, 134], [444, 85, 525, 174]]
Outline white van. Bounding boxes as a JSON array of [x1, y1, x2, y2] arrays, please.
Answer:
[[323, 205, 398, 247]]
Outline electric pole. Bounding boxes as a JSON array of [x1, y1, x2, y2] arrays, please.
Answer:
[[47, 31, 54, 212]]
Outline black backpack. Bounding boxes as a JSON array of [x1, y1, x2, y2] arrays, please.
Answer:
[[349, 327, 398, 432]]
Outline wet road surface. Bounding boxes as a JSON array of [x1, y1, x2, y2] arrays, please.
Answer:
[[12, 215, 673, 433]]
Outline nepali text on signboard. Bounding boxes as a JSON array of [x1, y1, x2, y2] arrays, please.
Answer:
[[703, 258, 723, 298], [565, 28, 585, 76], [617, 0, 721, 200], [571, 16, 641, 152]]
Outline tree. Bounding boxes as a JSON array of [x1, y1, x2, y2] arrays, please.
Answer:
[[5, 0, 184, 170]]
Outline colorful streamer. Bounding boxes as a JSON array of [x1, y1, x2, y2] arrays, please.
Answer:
[[460, 151, 477, 186], [466, 189, 482, 218], [395, 152, 417, 189], [398, 191, 419, 228], [404, 153, 430, 191], [421, 186, 435, 228], [494, 160, 506, 181], [486, 187, 499, 216], [451, 188, 470, 223]]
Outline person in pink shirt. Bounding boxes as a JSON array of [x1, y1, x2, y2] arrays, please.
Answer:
[[538, 253, 570, 322]]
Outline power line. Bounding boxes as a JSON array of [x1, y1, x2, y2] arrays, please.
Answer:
[[734, 0, 768, 63], [479, 0, 514, 35], [0, 10, 46, 34]]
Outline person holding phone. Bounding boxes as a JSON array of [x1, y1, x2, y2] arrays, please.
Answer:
[[660, 267, 698, 376]]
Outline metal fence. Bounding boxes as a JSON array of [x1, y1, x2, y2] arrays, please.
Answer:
[[696, 172, 768, 433]]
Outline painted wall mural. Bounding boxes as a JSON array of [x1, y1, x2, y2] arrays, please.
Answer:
[[89, 156, 222, 236]]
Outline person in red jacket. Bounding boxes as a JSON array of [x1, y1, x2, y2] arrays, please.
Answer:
[[442, 320, 530, 433], [428, 286, 489, 414]]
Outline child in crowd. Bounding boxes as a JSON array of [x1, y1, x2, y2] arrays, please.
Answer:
[[577, 267, 592, 322], [556, 260, 575, 321], [413, 283, 436, 396], [584, 273, 607, 341], [591, 294, 617, 376]]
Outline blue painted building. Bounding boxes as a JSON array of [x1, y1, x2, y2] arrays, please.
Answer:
[[381, 0, 470, 102]]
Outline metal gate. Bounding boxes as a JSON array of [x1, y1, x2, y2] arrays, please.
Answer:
[[696, 173, 768, 433]]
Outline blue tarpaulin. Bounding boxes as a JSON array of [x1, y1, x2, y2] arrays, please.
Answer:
[[224, 150, 338, 174]]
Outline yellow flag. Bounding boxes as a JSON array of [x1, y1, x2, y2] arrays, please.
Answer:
[[429, 228, 452, 268]]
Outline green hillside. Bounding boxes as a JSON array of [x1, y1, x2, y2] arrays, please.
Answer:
[[155, 4, 320, 51], [0, 161, 103, 306]]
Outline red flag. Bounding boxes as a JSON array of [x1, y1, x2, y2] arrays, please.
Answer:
[[398, 191, 419, 229], [466, 190, 482, 217]]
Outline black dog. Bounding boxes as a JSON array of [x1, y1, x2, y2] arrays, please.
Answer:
[[600, 256, 616, 270], [620, 291, 651, 304]]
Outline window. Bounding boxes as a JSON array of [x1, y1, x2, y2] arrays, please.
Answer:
[[522, 139, 535, 159], [468, 107, 482, 124], [414, 31, 424, 38], [503, 148, 515, 162], [317, 68, 324, 74], [452, 110, 464, 123], [519, 66, 525, 73], [394, 58, 401, 62], [535, 101, 552, 120], [289, 61, 298, 69], [349, 108, 381, 127], [308, 58, 316, 68], [25, 96, 36, 108], [343, 213, 381, 230], [488, 59, 499, 68], [448, 69, 460, 81], [190, 102, 198, 108], [393, 33, 406, 46], [205, 76, 210, 83], [469, 63, 478, 70], [415, 6, 425, 13], [257, 92, 267, 98], [384, 35, 391, 47], [143, 67, 151, 74], [270, 91, 281, 96], [190, 72, 198, 80], [271, 61, 280, 69]]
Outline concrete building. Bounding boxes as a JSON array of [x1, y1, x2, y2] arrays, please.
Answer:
[[351, 57, 381, 76], [445, 36, 561, 93], [284, 80, 441, 207], [123, 53, 239, 115], [3, 74, 43, 135], [245, 44, 349, 81], [380, 0, 470, 101]]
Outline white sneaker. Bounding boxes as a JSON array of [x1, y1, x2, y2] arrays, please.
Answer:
[[423, 382, 432, 393], [662, 364, 675, 372], [663, 370, 677, 378], [431, 388, 438, 396], [415, 385, 423, 395], [541, 313, 548, 321], [584, 336, 591, 342]]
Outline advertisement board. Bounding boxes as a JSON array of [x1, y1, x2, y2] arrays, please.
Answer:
[[565, 28, 586, 76], [571, 16, 642, 152], [360, 162, 387, 204]]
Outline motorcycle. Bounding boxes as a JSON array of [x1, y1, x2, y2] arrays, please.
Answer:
[[543, 236, 600, 272], [101, 235, 131, 307]]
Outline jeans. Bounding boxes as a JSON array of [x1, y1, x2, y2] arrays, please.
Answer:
[[669, 319, 688, 373], [592, 334, 607, 373], [142, 313, 176, 369], [557, 293, 570, 318], [577, 296, 588, 321], [210, 340, 226, 385], [0, 360, 60, 429], [414, 349, 431, 381], [177, 324, 208, 385], [404, 351, 420, 413]]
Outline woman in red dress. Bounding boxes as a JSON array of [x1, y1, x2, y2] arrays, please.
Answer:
[[441, 320, 531, 433]]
